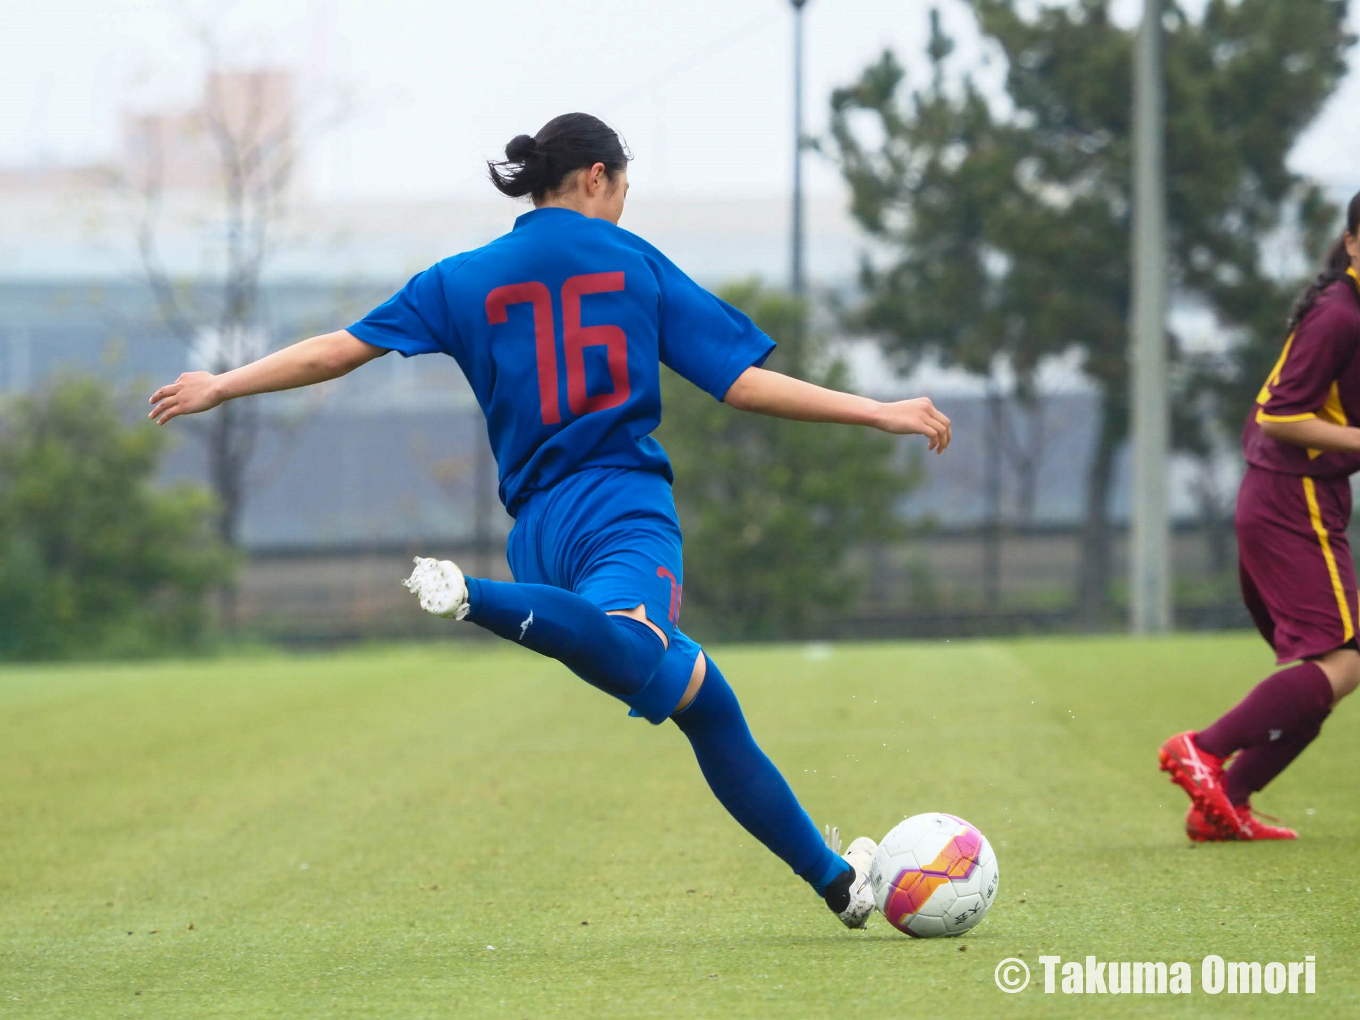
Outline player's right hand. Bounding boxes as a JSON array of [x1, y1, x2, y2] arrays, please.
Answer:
[[148, 371, 224, 425], [876, 397, 952, 453]]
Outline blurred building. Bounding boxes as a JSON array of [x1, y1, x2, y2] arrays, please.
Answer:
[[0, 70, 294, 197], [123, 70, 294, 194]]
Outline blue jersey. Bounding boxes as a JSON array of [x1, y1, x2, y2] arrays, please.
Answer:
[[348, 207, 774, 516]]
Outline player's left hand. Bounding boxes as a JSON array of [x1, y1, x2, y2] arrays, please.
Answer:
[[148, 371, 224, 425], [876, 397, 952, 453]]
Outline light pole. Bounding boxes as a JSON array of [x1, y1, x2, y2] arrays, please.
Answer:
[[790, 0, 808, 299], [1129, 0, 1171, 633]]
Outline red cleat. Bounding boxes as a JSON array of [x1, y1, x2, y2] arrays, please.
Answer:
[[1185, 805, 1234, 842], [1185, 803, 1298, 841], [1159, 731, 1243, 838], [1233, 803, 1298, 840]]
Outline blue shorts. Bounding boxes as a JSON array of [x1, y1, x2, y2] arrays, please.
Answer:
[[508, 467, 702, 722]]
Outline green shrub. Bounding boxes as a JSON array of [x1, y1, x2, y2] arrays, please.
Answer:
[[0, 377, 234, 660]]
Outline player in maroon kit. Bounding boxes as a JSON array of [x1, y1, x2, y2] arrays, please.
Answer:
[[1160, 190, 1360, 841]]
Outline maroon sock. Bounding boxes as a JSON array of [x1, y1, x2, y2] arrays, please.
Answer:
[[1223, 715, 1327, 806], [1195, 661, 1333, 759]]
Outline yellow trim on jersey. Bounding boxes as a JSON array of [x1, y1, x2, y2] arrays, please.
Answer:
[[1256, 273, 1357, 451], [1303, 382, 1352, 459], [1255, 410, 1318, 423], [1256, 331, 1297, 407], [1303, 476, 1355, 643], [1319, 381, 1348, 426]]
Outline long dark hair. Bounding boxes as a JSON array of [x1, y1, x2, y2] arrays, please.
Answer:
[[1286, 189, 1360, 333], [487, 113, 630, 202]]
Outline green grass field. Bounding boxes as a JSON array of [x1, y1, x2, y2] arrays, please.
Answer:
[[2, 634, 1356, 1018]]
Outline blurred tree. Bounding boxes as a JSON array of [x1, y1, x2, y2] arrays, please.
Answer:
[[657, 281, 917, 640], [110, 26, 351, 624], [122, 61, 296, 558], [825, 0, 1352, 624], [0, 378, 234, 660]]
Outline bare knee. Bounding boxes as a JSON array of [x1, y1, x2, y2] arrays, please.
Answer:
[[673, 651, 707, 714], [1314, 647, 1360, 704]]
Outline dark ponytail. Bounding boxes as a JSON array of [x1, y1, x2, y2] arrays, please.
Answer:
[[487, 113, 630, 202], [1286, 189, 1360, 333]]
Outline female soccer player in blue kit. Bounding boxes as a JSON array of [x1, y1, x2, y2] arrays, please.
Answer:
[[148, 113, 952, 929]]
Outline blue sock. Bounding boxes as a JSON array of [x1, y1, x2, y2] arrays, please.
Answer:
[[463, 578, 666, 699], [671, 655, 850, 895]]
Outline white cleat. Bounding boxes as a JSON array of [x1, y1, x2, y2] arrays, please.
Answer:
[[823, 825, 877, 929], [401, 556, 470, 620]]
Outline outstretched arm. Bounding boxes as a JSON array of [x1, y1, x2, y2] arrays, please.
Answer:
[[723, 366, 952, 453], [148, 330, 386, 425]]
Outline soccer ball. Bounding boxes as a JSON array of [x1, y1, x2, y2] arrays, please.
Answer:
[[870, 812, 999, 938]]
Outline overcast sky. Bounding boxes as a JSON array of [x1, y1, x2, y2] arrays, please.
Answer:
[[3, 0, 1358, 204]]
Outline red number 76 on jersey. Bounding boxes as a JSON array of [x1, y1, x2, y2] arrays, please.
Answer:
[[485, 272, 631, 426]]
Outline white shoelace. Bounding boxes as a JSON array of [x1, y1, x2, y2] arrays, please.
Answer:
[[823, 824, 843, 856]]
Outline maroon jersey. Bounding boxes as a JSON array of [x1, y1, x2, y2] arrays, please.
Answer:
[[1243, 268, 1360, 477]]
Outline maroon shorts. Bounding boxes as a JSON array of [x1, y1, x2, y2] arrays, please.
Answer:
[[1236, 466, 1358, 663]]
